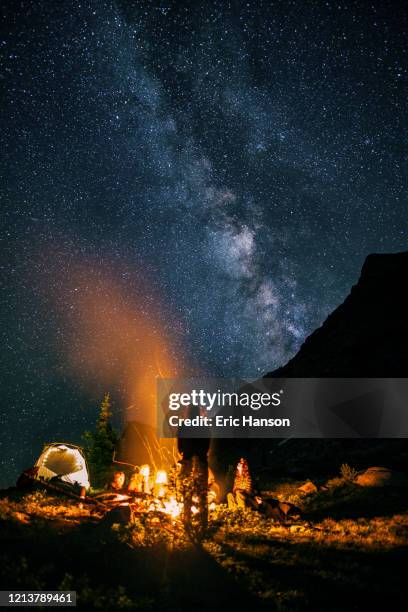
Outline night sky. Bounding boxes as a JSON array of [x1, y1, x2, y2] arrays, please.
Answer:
[[1, 0, 406, 486]]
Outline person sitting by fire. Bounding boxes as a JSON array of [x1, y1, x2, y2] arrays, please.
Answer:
[[227, 458, 253, 510], [127, 467, 144, 494], [110, 470, 126, 493], [208, 468, 220, 507]]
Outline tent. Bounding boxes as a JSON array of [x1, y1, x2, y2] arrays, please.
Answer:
[[35, 443, 90, 490]]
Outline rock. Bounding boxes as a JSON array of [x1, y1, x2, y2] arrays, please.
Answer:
[[279, 502, 302, 518], [298, 481, 318, 495], [100, 504, 133, 526], [355, 467, 408, 487]]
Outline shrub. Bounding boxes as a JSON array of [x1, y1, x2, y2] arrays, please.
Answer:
[[340, 463, 358, 483]]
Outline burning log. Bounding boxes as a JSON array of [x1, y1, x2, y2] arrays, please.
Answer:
[[94, 493, 132, 507]]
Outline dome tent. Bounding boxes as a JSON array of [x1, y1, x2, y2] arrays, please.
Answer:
[[35, 443, 90, 490]]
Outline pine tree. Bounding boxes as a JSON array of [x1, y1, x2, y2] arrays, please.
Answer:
[[97, 392, 112, 431], [83, 393, 118, 489]]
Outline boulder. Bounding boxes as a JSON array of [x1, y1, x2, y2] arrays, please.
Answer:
[[100, 504, 133, 526], [355, 467, 408, 487], [298, 481, 318, 495]]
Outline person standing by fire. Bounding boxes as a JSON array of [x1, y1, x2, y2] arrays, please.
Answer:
[[227, 458, 253, 510], [177, 403, 210, 535]]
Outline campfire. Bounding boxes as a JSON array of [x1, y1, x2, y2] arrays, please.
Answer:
[[100, 464, 216, 526], [99, 468, 180, 519]]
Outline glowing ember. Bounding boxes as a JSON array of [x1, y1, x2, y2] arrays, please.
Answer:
[[191, 505, 199, 515]]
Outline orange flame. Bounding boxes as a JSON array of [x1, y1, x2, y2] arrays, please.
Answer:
[[162, 496, 182, 519]]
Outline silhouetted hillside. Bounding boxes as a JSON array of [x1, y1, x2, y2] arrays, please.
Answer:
[[214, 253, 408, 479], [266, 251, 408, 378]]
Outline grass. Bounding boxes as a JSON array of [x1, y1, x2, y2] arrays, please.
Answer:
[[0, 477, 407, 610], [202, 475, 407, 610], [204, 520, 407, 610], [0, 489, 97, 524]]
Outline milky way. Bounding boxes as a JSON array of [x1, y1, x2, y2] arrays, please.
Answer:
[[1, 0, 406, 484]]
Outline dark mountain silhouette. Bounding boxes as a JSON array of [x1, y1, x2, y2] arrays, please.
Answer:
[[259, 252, 408, 476], [214, 253, 408, 479], [266, 251, 408, 378]]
